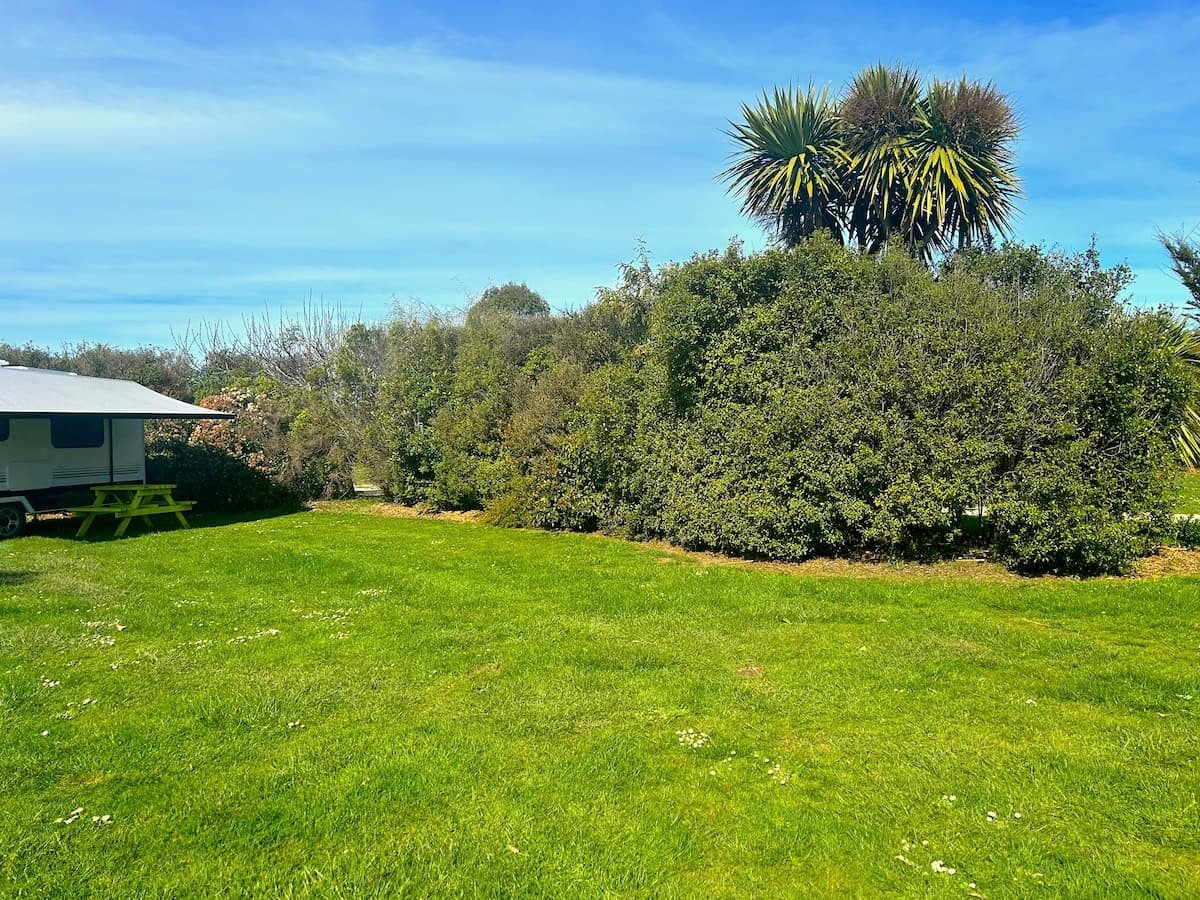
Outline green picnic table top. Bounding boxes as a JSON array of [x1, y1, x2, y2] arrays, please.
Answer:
[[67, 484, 195, 537]]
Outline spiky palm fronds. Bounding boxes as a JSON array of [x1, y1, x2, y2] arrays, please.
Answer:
[[1178, 403, 1200, 470], [720, 64, 1023, 261], [1164, 318, 1200, 467], [841, 64, 922, 252], [908, 78, 1021, 259], [721, 85, 849, 246], [1160, 236, 1200, 466]]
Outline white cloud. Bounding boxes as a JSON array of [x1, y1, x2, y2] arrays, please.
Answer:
[[0, 4, 1197, 344]]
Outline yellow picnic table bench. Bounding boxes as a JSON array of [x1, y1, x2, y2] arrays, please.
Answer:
[[68, 484, 195, 538]]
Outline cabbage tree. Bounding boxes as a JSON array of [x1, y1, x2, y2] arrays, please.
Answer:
[[722, 84, 848, 246], [722, 64, 1021, 262]]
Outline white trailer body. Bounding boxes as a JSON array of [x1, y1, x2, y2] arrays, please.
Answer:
[[1, 416, 146, 493]]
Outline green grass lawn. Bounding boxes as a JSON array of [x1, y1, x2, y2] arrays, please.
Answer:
[[1177, 469, 1200, 515], [2, 509, 1199, 897]]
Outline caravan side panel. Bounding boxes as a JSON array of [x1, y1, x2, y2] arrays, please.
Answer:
[[1, 419, 54, 490], [112, 418, 145, 482], [0, 417, 145, 492], [48, 416, 111, 486]]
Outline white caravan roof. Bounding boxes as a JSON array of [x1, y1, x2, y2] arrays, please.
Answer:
[[0, 366, 234, 419]]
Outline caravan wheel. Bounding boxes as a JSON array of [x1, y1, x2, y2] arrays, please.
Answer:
[[0, 505, 25, 539]]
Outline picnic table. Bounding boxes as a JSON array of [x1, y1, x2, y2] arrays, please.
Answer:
[[68, 484, 195, 538]]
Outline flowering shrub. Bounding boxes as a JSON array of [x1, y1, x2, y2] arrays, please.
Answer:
[[146, 388, 302, 511]]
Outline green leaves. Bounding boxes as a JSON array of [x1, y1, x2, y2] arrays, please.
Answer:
[[721, 65, 1022, 261], [721, 84, 848, 245], [1159, 235, 1200, 467], [1164, 319, 1200, 467]]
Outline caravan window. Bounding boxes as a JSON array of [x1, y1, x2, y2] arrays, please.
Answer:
[[0, 418, 8, 441], [50, 416, 105, 449]]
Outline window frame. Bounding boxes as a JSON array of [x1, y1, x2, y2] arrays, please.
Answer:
[[49, 416, 106, 450]]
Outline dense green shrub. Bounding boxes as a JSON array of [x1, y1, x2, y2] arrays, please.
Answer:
[[319, 238, 1194, 575], [514, 237, 1188, 574], [145, 382, 352, 511], [1169, 515, 1200, 550], [145, 434, 295, 511], [360, 314, 459, 503]]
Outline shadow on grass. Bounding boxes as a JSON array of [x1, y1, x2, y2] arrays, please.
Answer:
[[27, 506, 309, 543], [0, 570, 36, 586]]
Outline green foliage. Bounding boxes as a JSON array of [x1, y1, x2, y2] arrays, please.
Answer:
[[146, 382, 351, 511], [466, 282, 551, 324], [946, 237, 1132, 327], [722, 64, 1020, 261], [354, 240, 1189, 575], [362, 285, 565, 511], [361, 313, 459, 503], [1168, 515, 1200, 549]]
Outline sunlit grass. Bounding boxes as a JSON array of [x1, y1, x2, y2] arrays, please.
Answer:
[[1177, 469, 1200, 514], [2, 509, 1198, 897]]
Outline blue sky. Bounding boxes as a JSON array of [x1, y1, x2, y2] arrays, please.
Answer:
[[2, 0, 1198, 348]]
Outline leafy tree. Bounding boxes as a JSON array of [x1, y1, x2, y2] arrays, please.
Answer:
[[722, 64, 1020, 261], [1160, 230, 1200, 311], [466, 282, 550, 325], [362, 313, 460, 503]]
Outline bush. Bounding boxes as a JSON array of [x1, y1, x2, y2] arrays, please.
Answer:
[[145, 384, 346, 512], [988, 313, 1187, 573], [146, 436, 295, 512], [1167, 515, 1200, 549], [361, 239, 1189, 575], [554, 237, 1188, 574]]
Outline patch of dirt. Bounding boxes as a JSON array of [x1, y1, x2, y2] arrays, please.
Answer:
[[1129, 547, 1200, 579], [641, 541, 1023, 582], [311, 500, 483, 523], [310, 501, 1200, 581], [737, 666, 764, 678]]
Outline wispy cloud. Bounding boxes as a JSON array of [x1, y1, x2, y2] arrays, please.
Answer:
[[0, 2, 1197, 347]]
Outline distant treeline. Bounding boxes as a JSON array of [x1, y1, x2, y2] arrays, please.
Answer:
[[5, 237, 1193, 575]]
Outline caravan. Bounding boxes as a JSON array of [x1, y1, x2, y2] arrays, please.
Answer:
[[0, 365, 232, 537]]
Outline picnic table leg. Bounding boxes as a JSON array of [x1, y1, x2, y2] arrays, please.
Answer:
[[174, 510, 190, 529], [114, 493, 147, 537], [75, 514, 97, 538]]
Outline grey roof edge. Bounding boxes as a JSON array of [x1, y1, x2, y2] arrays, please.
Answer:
[[0, 366, 237, 419]]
